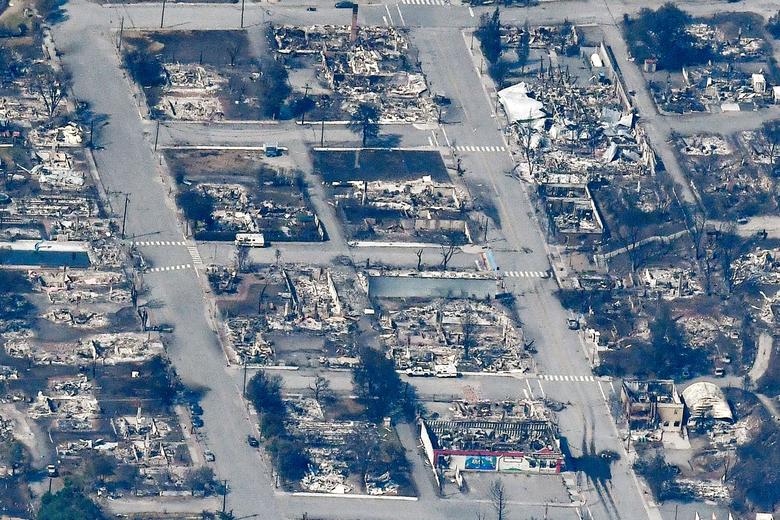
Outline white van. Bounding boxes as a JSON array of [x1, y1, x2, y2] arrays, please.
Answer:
[[234, 233, 265, 248]]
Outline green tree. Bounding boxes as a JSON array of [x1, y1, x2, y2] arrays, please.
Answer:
[[353, 346, 411, 422], [260, 59, 291, 119], [38, 484, 107, 520], [767, 10, 780, 38], [268, 437, 309, 483], [347, 102, 380, 147], [177, 190, 215, 226], [477, 8, 502, 64], [184, 466, 217, 495], [623, 3, 710, 69]]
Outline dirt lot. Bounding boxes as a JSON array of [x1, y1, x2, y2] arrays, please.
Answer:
[[313, 149, 450, 183]]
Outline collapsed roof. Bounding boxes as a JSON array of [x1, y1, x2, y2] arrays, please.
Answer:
[[682, 382, 733, 423]]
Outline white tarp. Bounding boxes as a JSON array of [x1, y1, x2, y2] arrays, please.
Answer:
[[498, 82, 546, 123], [682, 382, 733, 423]]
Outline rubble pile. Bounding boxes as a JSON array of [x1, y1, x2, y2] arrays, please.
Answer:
[[222, 266, 354, 363], [287, 397, 401, 495], [194, 179, 320, 241], [640, 268, 703, 299], [156, 64, 227, 121], [336, 176, 471, 244], [273, 25, 436, 122], [29, 375, 99, 430], [380, 298, 529, 373], [5, 332, 163, 365]]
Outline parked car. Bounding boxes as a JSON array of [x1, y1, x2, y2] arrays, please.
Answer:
[[192, 416, 204, 428], [190, 403, 203, 416], [335, 1, 356, 7], [406, 366, 433, 377], [204, 450, 215, 462], [247, 435, 259, 447], [46, 464, 58, 477], [306, 6, 317, 10]]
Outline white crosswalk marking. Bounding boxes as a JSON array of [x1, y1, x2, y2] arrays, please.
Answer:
[[503, 270, 548, 279], [401, 0, 447, 5], [539, 374, 596, 382], [187, 246, 203, 266], [454, 145, 506, 153], [134, 240, 186, 247], [147, 264, 192, 273]]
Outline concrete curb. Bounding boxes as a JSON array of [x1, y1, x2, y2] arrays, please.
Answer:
[[282, 491, 418, 501]]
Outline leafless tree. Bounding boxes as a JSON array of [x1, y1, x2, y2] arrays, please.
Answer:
[[275, 248, 283, 268], [489, 479, 508, 520], [235, 244, 251, 273], [227, 42, 242, 67], [309, 375, 332, 405], [31, 65, 66, 119], [683, 203, 707, 260], [415, 249, 424, 271], [440, 243, 457, 270], [702, 246, 715, 295], [516, 123, 538, 178], [715, 222, 739, 295]]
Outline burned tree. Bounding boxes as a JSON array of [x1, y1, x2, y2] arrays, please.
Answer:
[[682, 203, 707, 260], [31, 64, 67, 119], [309, 375, 332, 405], [415, 249, 424, 271], [488, 479, 508, 520], [439, 243, 457, 270], [715, 223, 740, 295], [235, 244, 251, 273], [227, 41, 242, 67], [516, 123, 538, 178]]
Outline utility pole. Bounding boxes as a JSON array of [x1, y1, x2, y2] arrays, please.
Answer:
[[118, 16, 125, 51], [242, 359, 248, 398], [121, 193, 130, 239], [90, 119, 95, 148], [240, 0, 246, 28], [320, 119, 325, 147], [221, 480, 228, 513], [160, 0, 167, 29], [154, 120, 161, 151], [480, 56, 484, 75]]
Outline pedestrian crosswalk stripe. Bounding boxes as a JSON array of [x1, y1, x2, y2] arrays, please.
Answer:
[[503, 271, 548, 279], [134, 240, 186, 247], [401, 0, 447, 5], [147, 264, 192, 273], [455, 145, 506, 153], [539, 374, 596, 382], [187, 246, 203, 265]]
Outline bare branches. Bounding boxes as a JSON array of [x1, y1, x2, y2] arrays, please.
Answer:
[[489, 479, 508, 520], [31, 64, 66, 119]]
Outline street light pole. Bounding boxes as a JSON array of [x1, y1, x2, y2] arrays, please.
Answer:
[[240, 0, 245, 28]]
